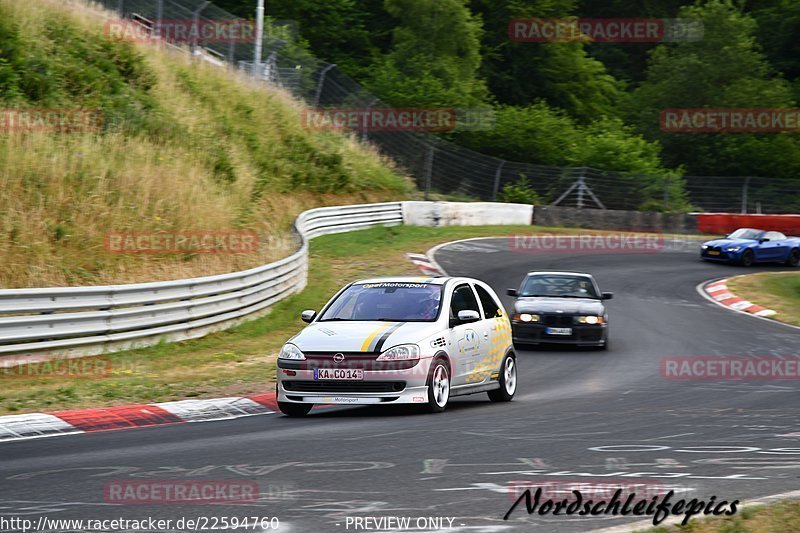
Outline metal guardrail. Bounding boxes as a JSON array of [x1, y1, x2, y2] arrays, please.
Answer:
[[0, 202, 404, 356]]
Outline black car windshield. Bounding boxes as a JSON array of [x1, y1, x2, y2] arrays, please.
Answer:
[[727, 228, 763, 240], [519, 275, 599, 299], [319, 282, 443, 322]]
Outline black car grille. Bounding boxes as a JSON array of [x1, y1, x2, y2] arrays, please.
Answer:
[[283, 381, 406, 393], [542, 315, 574, 327]]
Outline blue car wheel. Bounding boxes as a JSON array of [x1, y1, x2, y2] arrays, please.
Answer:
[[787, 249, 800, 267]]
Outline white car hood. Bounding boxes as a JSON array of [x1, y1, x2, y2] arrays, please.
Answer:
[[290, 321, 441, 353]]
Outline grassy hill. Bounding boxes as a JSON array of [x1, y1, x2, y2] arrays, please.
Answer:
[[0, 0, 412, 288]]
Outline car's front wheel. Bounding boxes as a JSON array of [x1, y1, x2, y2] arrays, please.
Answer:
[[488, 354, 517, 402], [425, 359, 450, 413], [786, 248, 800, 267], [740, 249, 755, 267], [278, 401, 312, 417]]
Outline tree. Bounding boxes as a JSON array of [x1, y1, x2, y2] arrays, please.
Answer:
[[748, 0, 800, 103], [213, 0, 385, 75], [365, 0, 488, 108], [628, 0, 800, 179], [470, 0, 623, 122]]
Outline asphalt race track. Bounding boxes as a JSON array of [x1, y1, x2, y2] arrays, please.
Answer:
[[2, 237, 800, 533]]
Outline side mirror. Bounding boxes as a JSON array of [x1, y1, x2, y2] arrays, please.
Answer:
[[601, 292, 614, 300], [759, 238, 770, 243], [506, 288, 518, 296], [456, 309, 481, 324], [301, 310, 317, 323]]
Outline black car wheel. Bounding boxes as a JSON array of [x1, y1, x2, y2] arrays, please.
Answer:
[[740, 249, 755, 267], [278, 401, 312, 417], [786, 249, 800, 267]]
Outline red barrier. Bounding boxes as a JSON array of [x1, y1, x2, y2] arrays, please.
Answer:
[[696, 214, 800, 235]]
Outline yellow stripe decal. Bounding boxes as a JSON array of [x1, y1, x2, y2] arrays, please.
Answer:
[[360, 323, 393, 352]]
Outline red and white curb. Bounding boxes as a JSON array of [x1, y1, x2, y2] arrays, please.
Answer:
[[0, 392, 279, 443], [703, 278, 776, 317], [406, 252, 446, 276]]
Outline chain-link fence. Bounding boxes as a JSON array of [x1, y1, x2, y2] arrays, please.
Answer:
[[99, 0, 800, 214]]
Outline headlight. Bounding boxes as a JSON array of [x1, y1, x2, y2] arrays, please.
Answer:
[[726, 246, 742, 252], [514, 313, 540, 322], [376, 344, 420, 361], [576, 315, 604, 325], [278, 343, 305, 360], [701, 245, 708, 250]]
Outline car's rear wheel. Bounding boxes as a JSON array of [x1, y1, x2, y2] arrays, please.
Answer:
[[488, 354, 517, 402], [278, 401, 312, 417], [740, 249, 755, 267], [786, 248, 800, 267], [425, 359, 450, 413]]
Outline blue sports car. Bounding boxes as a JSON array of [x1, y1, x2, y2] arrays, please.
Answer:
[[701, 228, 800, 267]]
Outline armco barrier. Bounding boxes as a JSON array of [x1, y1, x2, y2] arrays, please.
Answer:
[[695, 213, 800, 235], [0, 202, 404, 358], [0, 201, 532, 359]]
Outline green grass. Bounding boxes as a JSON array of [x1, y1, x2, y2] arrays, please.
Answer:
[[639, 500, 800, 532], [727, 272, 800, 327], [0, 223, 601, 415]]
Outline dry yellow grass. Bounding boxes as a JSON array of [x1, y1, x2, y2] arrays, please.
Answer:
[[0, 0, 412, 288]]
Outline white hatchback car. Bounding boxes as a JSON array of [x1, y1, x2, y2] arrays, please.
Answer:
[[276, 276, 517, 416]]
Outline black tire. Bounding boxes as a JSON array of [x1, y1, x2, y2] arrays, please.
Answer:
[[740, 249, 755, 267], [424, 358, 450, 413], [278, 401, 312, 417], [786, 248, 800, 267], [488, 354, 517, 402]]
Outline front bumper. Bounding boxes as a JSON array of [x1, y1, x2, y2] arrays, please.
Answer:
[[276, 358, 433, 405], [511, 322, 607, 346], [701, 250, 739, 263]]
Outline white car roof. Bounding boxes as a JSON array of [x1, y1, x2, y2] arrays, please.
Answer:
[[353, 276, 477, 286]]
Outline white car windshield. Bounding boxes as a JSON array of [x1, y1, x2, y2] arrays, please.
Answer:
[[727, 228, 763, 240], [519, 275, 599, 299], [319, 282, 443, 322]]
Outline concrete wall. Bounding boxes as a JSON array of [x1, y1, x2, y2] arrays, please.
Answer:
[[533, 205, 699, 234], [403, 201, 533, 227]]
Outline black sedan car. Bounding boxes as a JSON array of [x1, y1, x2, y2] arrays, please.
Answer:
[[507, 271, 613, 349]]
